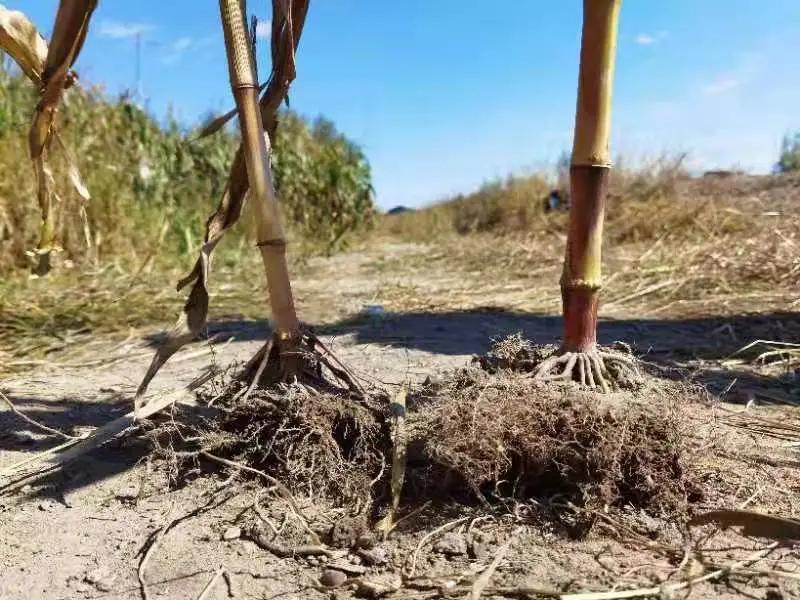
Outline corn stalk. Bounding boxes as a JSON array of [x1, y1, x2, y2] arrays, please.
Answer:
[[534, 0, 637, 390], [219, 0, 300, 341], [561, 0, 621, 352], [136, 0, 311, 398], [0, 1, 93, 275]]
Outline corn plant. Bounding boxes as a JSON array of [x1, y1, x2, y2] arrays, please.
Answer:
[[274, 114, 375, 253], [534, 0, 638, 390], [132, 0, 361, 401], [1, 0, 365, 406], [0, 2, 94, 275]]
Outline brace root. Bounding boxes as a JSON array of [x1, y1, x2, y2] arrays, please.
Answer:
[[533, 346, 639, 392]]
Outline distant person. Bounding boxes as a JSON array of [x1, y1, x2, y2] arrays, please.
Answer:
[[543, 189, 567, 212]]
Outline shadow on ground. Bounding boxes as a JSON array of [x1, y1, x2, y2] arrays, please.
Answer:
[[315, 307, 800, 401], [3, 307, 798, 496]]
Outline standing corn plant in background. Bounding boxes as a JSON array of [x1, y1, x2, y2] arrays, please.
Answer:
[[0, 1, 95, 275], [274, 115, 375, 254], [534, 0, 638, 391]]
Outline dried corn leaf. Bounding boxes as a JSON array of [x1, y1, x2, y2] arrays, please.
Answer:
[[689, 509, 800, 541], [194, 81, 268, 140], [0, 4, 47, 83], [30, 0, 96, 159], [23, 1, 96, 274], [136, 0, 310, 398]]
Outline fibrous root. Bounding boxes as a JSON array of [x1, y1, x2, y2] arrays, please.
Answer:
[[533, 345, 639, 392], [236, 325, 364, 404]]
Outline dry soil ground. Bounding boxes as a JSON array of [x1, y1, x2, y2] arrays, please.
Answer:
[[2, 216, 800, 599]]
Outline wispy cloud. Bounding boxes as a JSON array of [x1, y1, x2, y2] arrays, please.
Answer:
[[98, 20, 154, 39], [160, 35, 215, 65], [634, 31, 668, 46], [702, 76, 741, 95], [255, 19, 271, 39]]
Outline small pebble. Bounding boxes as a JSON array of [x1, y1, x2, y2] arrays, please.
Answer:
[[358, 547, 388, 566], [356, 573, 402, 598], [355, 533, 375, 549], [85, 567, 116, 592], [433, 532, 468, 556], [320, 569, 347, 588], [221, 526, 241, 541], [37, 500, 59, 512], [114, 484, 140, 502]]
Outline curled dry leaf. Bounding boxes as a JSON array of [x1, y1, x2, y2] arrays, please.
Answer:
[[29, 0, 97, 159], [11, 1, 97, 275], [0, 3, 48, 83]]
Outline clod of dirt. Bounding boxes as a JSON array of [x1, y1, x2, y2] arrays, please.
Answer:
[[329, 516, 370, 548], [320, 568, 348, 588], [222, 526, 241, 541], [357, 546, 389, 566], [114, 483, 140, 502], [356, 573, 402, 598], [433, 532, 468, 556], [84, 567, 116, 592], [475, 333, 552, 373]]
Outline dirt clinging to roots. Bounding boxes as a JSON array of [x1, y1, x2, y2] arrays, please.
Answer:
[[407, 336, 702, 519], [182, 336, 701, 530], [200, 382, 389, 505]]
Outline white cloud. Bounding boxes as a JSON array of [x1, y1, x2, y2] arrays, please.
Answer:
[[160, 36, 214, 65], [255, 19, 271, 39], [703, 76, 741, 95], [98, 20, 154, 39], [634, 31, 668, 46]]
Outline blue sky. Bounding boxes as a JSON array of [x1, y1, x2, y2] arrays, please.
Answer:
[[13, 1, 800, 209]]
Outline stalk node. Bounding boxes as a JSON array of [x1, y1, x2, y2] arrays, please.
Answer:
[[255, 238, 288, 248], [561, 279, 602, 292]]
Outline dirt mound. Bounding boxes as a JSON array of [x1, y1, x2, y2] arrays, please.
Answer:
[[196, 382, 389, 505], [405, 336, 702, 523], [153, 336, 702, 536]]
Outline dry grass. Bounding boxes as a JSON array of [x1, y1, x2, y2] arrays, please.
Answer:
[[0, 248, 269, 377], [369, 171, 800, 319]]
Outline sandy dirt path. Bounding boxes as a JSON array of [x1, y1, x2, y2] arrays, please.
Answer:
[[2, 242, 798, 599]]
